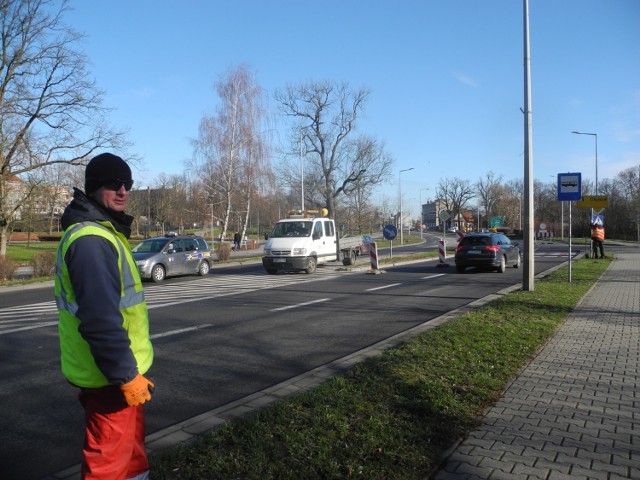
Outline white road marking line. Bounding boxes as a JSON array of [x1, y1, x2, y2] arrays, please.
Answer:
[[366, 283, 402, 291], [270, 298, 331, 312], [421, 274, 445, 280], [150, 324, 213, 339], [0, 321, 58, 335]]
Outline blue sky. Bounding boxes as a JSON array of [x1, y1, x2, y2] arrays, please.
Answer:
[[65, 0, 639, 218]]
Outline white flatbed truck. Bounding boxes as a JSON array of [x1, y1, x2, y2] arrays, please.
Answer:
[[262, 212, 367, 274]]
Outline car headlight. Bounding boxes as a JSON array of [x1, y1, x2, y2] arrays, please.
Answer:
[[264, 248, 271, 255], [293, 247, 307, 255]]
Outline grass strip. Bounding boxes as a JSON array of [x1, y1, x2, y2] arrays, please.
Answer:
[[6, 242, 59, 264], [151, 257, 610, 479]]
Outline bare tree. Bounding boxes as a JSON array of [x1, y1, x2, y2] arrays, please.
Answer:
[[500, 179, 524, 231], [29, 163, 76, 233], [193, 65, 268, 242], [339, 136, 393, 233], [435, 177, 475, 228], [236, 70, 270, 244], [476, 171, 504, 229], [275, 80, 393, 218], [0, 0, 129, 254]]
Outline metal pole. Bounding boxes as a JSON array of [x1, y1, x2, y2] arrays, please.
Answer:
[[147, 186, 151, 238], [300, 130, 305, 211], [568, 201, 572, 282], [420, 187, 429, 238], [561, 201, 564, 241], [523, 0, 535, 291], [571, 131, 598, 257], [399, 168, 414, 245]]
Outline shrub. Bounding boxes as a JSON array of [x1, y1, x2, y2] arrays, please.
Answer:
[[32, 251, 56, 277], [217, 242, 232, 262], [0, 255, 16, 280]]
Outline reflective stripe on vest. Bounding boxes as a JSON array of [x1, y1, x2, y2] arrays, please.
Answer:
[[55, 222, 145, 314]]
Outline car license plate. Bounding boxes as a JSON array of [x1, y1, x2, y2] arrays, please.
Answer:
[[273, 258, 286, 263], [468, 250, 480, 255]]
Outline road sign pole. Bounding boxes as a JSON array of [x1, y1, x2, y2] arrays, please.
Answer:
[[568, 201, 572, 283]]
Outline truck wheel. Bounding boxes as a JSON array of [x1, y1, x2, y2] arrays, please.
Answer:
[[342, 250, 357, 266], [305, 257, 317, 274]]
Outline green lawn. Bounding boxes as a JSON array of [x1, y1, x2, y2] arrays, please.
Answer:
[[6, 242, 59, 264], [150, 257, 610, 479]]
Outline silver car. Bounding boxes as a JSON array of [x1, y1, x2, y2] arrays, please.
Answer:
[[131, 234, 213, 282]]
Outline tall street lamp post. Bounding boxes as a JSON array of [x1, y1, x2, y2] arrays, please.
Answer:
[[399, 167, 414, 245], [420, 187, 429, 238], [571, 131, 598, 195], [299, 125, 312, 212], [550, 175, 564, 240], [572, 131, 599, 256]]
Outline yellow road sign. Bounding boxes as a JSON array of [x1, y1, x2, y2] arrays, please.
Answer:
[[576, 195, 608, 209]]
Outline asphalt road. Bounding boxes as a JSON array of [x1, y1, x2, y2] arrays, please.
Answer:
[[0, 241, 579, 479]]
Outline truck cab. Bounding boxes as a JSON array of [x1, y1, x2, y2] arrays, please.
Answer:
[[262, 213, 338, 274]]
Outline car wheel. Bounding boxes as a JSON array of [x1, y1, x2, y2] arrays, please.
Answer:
[[514, 253, 521, 268], [198, 261, 210, 276], [266, 268, 278, 275], [456, 265, 466, 273], [151, 264, 166, 282], [497, 255, 506, 273], [305, 257, 317, 274]]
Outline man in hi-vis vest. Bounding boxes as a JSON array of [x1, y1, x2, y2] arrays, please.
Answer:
[[590, 221, 605, 259], [55, 153, 154, 480]]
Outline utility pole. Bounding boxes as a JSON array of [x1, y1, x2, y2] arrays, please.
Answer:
[[523, 0, 535, 291]]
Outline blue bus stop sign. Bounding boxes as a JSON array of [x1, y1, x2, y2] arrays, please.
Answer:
[[557, 173, 582, 201], [383, 224, 397, 240]]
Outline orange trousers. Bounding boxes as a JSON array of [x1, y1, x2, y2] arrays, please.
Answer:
[[79, 386, 149, 480]]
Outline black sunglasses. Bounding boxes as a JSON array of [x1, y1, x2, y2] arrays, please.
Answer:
[[99, 178, 134, 191]]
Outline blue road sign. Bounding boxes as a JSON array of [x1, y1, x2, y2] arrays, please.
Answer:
[[383, 224, 397, 240], [557, 173, 582, 201]]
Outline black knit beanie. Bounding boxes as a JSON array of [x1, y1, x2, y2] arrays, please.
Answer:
[[85, 153, 132, 195]]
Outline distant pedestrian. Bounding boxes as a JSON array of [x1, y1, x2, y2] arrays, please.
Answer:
[[233, 232, 241, 250], [590, 222, 605, 259], [55, 153, 154, 479]]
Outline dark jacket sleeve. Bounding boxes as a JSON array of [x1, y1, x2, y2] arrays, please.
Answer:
[[65, 235, 138, 385]]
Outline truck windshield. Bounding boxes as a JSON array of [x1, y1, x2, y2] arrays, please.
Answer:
[[270, 221, 312, 238]]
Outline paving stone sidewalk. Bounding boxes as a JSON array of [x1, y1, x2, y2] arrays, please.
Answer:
[[434, 251, 640, 480]]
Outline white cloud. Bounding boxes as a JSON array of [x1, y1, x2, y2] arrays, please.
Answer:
[[452, 72, 478, 88]]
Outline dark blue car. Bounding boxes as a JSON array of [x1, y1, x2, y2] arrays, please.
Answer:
[[454, 233, 520, 273]]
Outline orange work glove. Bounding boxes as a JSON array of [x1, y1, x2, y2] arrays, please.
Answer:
[[120, 374, 155, 406]]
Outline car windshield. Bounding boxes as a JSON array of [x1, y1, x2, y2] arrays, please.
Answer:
[[132, 239, 168, 253], [270, 221, 313, 238], [460, 236, 492, 247]]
